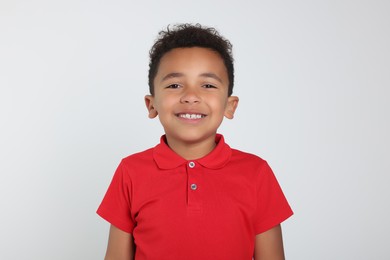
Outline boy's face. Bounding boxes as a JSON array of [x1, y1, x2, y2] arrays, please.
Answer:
[[145, 47, 238, 147]]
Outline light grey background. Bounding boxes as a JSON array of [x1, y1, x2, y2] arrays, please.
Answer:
[[1, 0, 389, 259]]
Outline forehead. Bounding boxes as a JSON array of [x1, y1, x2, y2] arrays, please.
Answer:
[[156, 47, 228, 78]]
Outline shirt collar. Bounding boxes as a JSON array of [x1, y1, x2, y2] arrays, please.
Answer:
[[153, 134, 232, 170]]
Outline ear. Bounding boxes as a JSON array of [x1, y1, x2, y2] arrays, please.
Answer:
[[144, 95, 158, 118], [224, 96, 239, 119]]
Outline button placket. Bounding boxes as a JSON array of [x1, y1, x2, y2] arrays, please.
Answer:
[[188, 161, 197, 192], [186, 161, 201, 211]]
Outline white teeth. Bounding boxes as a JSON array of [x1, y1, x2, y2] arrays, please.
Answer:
[[179, 113, 204, 119]]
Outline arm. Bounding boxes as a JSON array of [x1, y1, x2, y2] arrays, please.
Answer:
[[254, 224, 285, 260], [104, 224, 135, 260]]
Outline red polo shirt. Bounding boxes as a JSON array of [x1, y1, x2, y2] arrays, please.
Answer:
[[97, 134, 293, 259]]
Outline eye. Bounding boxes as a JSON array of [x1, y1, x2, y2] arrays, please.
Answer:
[[203, 84, 217, 89], [166, 84, 181, 89]]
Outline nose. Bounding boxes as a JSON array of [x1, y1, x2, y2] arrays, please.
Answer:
[[180, 88, 200, 104]]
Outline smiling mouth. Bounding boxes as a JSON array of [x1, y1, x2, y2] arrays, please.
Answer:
[[177, 113, 206, 119]]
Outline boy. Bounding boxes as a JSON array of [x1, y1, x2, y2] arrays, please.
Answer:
[[97, 24, 293, 260]]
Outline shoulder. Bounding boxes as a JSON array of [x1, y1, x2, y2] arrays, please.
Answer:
[[224, 148, 274, 180], [118, 147, 155, 171], [109, 147, 159, 183], [122, 147, 154, 162], [230, 148, 268, 167]]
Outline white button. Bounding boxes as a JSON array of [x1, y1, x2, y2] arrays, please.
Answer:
[[190, 184, 197, 190], [188, 161, 195, 168]]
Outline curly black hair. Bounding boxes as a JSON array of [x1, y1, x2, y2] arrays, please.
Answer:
[[148, 23, 234, 96]]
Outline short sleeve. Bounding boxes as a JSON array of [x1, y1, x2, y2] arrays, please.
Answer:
[[253, 161, 293, 234], [97, 161, 135, 233]]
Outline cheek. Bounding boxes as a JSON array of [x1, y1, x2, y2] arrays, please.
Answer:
[[155, 96, 175, 113], [210, 97, 228, 113]]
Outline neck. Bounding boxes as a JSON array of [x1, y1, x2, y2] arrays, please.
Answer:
[[165, 135, 217, 160]]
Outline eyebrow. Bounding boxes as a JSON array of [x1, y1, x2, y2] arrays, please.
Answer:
[[161, 72, 223, 84], [199, 73, 223, 84], [161, 72, 184, 82]]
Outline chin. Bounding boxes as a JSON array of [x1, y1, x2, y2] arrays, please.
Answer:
[[168, 131, 216, 144]]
